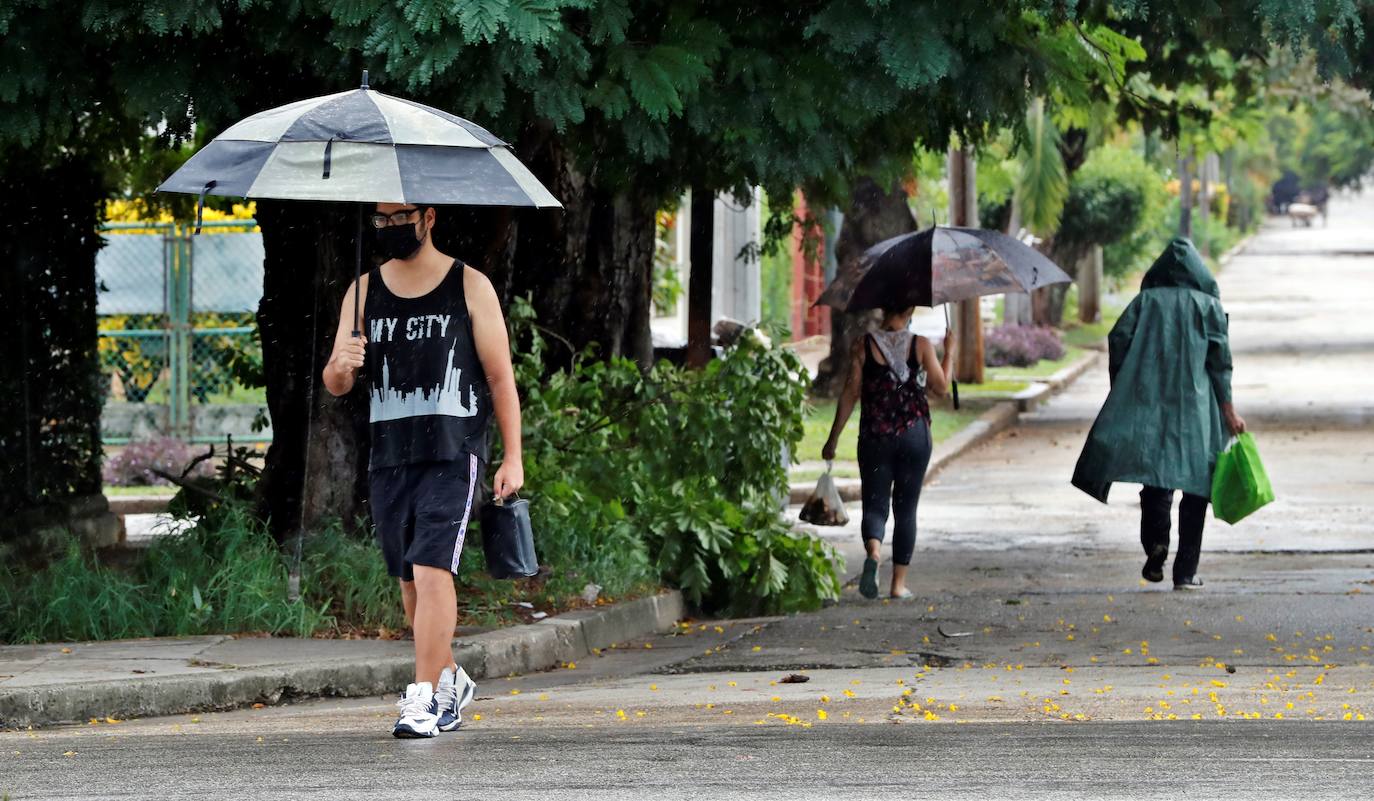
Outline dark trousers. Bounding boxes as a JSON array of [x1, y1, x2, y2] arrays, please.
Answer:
[[1140, 486, 1209, 581], [858, 421, 932, 566]]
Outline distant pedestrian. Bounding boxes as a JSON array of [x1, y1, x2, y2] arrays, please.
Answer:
[[1072, 237, 1246, 590], [823, 307, 954, 600], [324, 203, 525, 737]]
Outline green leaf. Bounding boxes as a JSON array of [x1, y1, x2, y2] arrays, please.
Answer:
[[590, 0, 630, 44], [457, 0, 508, 43], [1016, 97, 1068, 235]]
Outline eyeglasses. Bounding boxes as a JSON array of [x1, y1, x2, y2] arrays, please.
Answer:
[[370, 207, 422, 228]]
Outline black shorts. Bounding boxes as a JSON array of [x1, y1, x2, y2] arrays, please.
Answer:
[[368, 454, 481, 581]]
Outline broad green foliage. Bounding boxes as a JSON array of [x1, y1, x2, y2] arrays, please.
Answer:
[[1058, 144, 1163, 249], [1271, 92, 1374, 188], [5, 1, 1374, 189], [508, 298, 839, 615]]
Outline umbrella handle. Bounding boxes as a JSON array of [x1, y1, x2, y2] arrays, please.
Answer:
[[193, 180, 216, 235], [352, 205, 363, 338]]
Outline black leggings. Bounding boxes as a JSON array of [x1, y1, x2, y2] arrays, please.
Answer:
[[857, 421, 933, 566], [1140, 486, 1209, 581]]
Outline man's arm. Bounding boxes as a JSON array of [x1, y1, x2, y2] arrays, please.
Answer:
[[323, 277, 367, 396], [466, 267, 524, 497]]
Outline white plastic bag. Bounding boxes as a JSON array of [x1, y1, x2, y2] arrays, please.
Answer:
[[799, 462, 849, 526]]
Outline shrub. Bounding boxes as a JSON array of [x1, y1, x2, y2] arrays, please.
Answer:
[[1064, 144, 1170, 279], [985, 324, 1066, 368], [102, 436, 215, 486], [508, 298, 839, 616]]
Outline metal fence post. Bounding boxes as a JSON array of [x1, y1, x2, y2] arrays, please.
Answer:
[[168, 224, 192, 438]]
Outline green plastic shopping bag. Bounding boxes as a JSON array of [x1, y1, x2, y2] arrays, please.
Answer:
[[1211, 432, 1275, 524]]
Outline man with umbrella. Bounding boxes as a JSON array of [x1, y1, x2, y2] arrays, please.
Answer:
[[324, 202, 523, 737], [1072, 237, 1246, 590], [159, 74, 557, 738]]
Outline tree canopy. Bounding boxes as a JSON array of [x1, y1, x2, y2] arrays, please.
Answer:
[[5, 0, 1374, 527], [6, 1, 1371, 200]]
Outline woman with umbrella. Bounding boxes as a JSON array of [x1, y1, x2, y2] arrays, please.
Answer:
[[817, 225, 1072, 600], [821, 308, 954, 599]]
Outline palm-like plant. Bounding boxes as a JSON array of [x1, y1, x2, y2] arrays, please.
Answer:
[[1016, 97, 1069, 236]]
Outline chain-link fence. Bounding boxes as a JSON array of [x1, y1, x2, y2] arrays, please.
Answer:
[[97, 221, 271, 444]]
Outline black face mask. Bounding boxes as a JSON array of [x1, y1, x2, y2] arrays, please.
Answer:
[[375, 219, 426, 262]]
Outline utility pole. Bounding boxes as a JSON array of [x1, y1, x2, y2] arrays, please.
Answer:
[[1002, 196, 1031, 326], [1177, 151, 1194, 239], [1197, 148, 1211, 258], [948, 146, 984, 384], [1079, 246, 1102, 324], [686, 187, 715, 368]]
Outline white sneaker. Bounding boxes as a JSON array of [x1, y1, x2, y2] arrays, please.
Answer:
[[435, 665, 477, 732], [392, 681, 439, 739]]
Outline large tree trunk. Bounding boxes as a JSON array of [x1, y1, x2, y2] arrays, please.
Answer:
[[500, 130, 656, 367], [1032, 237, 1083, 327], [810, 177, 917, 398], [255, 201, 370, 542]]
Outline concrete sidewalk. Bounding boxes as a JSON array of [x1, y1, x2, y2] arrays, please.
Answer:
[[0, 591, 683, 729]]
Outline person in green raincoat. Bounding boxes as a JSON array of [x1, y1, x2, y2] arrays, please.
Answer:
[[1072, 237, 1247, 590]]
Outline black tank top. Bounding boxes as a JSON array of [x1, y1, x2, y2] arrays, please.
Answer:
[[364, 260, 491, 469]]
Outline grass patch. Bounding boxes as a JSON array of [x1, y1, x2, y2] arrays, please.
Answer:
[[988, 346, 1088, 380], [103, 485, 178, 497], [955, 379, 1030, 398], [0, 504, 659, 644]]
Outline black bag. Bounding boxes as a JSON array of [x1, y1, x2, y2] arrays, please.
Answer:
[[480, 495, 539, 579]]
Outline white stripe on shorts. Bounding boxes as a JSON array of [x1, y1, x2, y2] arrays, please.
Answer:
[[451, 453, 478, 573]]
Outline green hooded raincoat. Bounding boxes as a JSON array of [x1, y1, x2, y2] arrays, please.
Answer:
[[1072, 237, 1233, 502]]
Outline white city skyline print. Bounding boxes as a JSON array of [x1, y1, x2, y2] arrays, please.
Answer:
[[370, 343, 479, 422]]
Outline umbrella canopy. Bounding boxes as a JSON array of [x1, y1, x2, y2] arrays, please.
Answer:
[[158, 72, 561, 340], [816, 226, 1072, 312], [158, 74, 561, 209]]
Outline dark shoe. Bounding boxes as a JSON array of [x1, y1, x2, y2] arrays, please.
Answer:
[[859, 558, 879, 600], [1173, 576, 1204, 591], [1142, 548, 1167, 583]]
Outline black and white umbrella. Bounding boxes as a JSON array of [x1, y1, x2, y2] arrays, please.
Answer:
[[158, 71, 561, 335], [159, 72, 561, 213]]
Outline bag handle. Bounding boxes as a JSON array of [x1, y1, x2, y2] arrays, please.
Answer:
[[493, 489, 523, 507]]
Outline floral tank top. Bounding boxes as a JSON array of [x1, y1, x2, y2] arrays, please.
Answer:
[[858, 333, 929, 438]]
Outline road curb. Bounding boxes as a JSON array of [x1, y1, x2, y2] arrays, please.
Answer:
[[790, 350, 1101, 504], [0, 591, 684, 729]]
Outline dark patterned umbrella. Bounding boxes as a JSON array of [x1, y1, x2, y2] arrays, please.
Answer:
[[815, 226, 1072, 312]]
